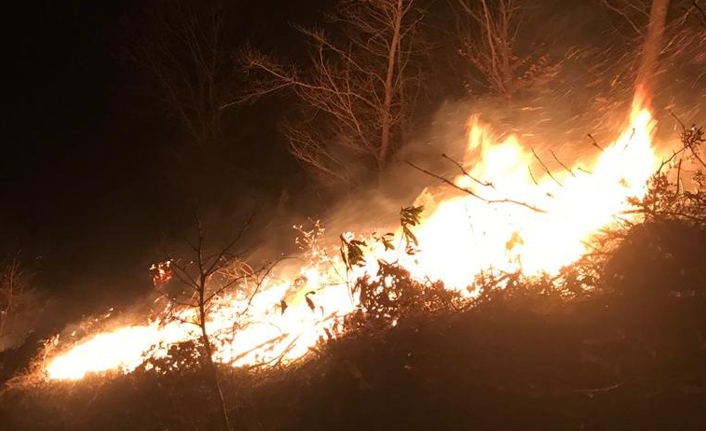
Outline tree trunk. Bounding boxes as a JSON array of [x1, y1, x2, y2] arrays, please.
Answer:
[[379, 0, 404, 175], [199, 278, 233, 431], [636, 0, 670, 97], [0, 265, 16, 338]]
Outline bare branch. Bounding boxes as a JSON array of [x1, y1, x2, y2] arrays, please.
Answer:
[[451, 0, 527, 96], [531, 147, 564, 187], [550, 150, 577, 178], [240, 0, 425, 184], [597, 0, 648, 35], [441, 153, 495, 188], [203, 212, 257, 277], [693, 0, 706, 27], [406, 160, 547, 213], [588, 134, 606, 153], [126, 0, 235, 150]]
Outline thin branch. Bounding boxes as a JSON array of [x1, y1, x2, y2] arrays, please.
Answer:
[[527, 166, 539, 185], [157, 290, 197, 308], [407, 160, 546, 213], [550, 150, 576, 178], [671, 111, 706, 170], [204, 212, 257, 277], [234, 257, 294, 316], [530, 147, 563, 187], [676, 158, 682, 194], [588, 134, 605, 152], [597, 0, 645, 35], [670, 110, 687, 130], [691, 0, 706, 27], [441, 153, 495, 188]]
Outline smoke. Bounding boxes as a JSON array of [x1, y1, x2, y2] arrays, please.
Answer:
[[247, 0, 706, 259]]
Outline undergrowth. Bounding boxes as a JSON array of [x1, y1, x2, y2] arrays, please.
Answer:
[[2, 126, 706, 431]]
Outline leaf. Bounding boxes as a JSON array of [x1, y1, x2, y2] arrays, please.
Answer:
[[400, 206, 424, 255], [382, 237, 395, 251], [340, 247, 349, 269], [403, 226, 418, 246], [305, 291, 316, 312], [340, 234, 367, 271], [400, 205, 424, 227]]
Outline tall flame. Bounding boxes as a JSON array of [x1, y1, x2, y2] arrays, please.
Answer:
[[405, 99, 656, 287], [45, 95, 659, 381]]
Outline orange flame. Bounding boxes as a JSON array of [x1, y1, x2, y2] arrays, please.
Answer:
[[403, 98, 656, 288], [45, 95, 660, 381]]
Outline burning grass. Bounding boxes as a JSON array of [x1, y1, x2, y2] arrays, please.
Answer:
[[4, 96, 706, 429], [3, 213, 706, 430], [30, 92, 668, 383]]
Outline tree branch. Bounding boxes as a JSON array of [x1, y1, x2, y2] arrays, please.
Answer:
[[406, 160, 546, 213]]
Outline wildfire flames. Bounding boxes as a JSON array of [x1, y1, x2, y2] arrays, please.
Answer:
[[45, 94, 660, 381]]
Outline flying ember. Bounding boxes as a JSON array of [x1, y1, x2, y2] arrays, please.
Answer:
[[45, 94, 659, 381]]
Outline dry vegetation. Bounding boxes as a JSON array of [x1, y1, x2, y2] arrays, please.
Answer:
[[2, 126, 706, 430], [241, 0, 425, 187], [2, 1, 706, 430], [0, 259, 40, 354]]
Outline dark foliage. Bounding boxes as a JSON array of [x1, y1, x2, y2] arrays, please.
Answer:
[[3, 213, 706, 430], [350, 261, 462, 328], [5, 128, 706, 430]]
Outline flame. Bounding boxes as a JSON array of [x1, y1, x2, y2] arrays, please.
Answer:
[[44, 95, 660, 381], [404, 101, 656, 288]]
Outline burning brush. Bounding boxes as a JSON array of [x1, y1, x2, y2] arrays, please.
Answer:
[[42, 88, 678, 381]]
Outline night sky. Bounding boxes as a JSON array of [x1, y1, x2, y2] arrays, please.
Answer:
[[3, 1, 330, 318]]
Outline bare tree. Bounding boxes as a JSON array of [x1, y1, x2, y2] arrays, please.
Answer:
[[151, 215, 283, 431], [0, 258, 40, 353], [126, 0, 236, 151], [691, 0, 706, 28], [450, 0, 528, 96], [596, 0, 652, 35], [241, 0, 425, 186]]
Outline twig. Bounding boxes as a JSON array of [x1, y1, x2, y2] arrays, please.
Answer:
[[530, 147, 563, 187], [231, 334, 288, 364], [670, 110, 687, 130], [596, 0, 645, 35], [676, 158, 682, 194], [692, 0, 706, 28], [622, 128, 636, 151], [233, 257, 295, 317], [527, 166, 538, 185], [407, 160, 547, 213], [441, 153, 494, 188], [657, 146, 688, 174], [671, 111, 706, 170], [550, 150, 576, 178], [588, 134, 605, 152], [203, 211, 257, 277]]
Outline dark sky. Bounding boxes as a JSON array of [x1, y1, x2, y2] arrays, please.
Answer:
[[4, 1, 152, 309], [2, 0, 331, 318]]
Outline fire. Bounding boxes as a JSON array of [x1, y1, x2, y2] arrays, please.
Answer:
[[45, 95, 660, 381], [45, 324, 191, 380], [405, 102, 656, 287]]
